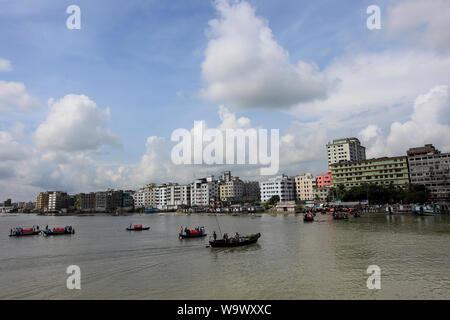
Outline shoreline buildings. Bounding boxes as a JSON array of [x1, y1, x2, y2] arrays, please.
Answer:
[[330, 156, 410, 188], [260, 174, 296, 202], [407, 144, 450, 201]]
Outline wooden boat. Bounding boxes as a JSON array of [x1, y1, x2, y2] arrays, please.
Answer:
[[179, 232, 207, 239], [179, 227, 207, 239], [353, 211, 361, 218], [414, 205, 442, 216], [42, 227, 75, 236], [333, 212, 348, 220], [209, 233, 261, 248], [9, 230, 40, 237], [126, 224, 150, 231], [303, 213, 314, 222]]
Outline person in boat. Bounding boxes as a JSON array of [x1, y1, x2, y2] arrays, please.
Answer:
[[213, 231, 217, 241], [420, 206, 424, 215]]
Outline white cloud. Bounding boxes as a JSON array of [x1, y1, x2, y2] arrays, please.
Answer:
[[199, 0, 331, 110], [362, 85, 450, 157], [0, 80, 39, 111], [0, 130, 30, 161], [386, 0, 450, 51], [289, 50, 450, 138], [0, 58, 12, 72], [34, 94, 121, 152]]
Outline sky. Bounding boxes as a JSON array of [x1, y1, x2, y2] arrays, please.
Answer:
[[1, 0, 449, 201]]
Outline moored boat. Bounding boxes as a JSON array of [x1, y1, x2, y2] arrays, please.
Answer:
[[209, 233, 261, 248], [126, 224, 150, 231]]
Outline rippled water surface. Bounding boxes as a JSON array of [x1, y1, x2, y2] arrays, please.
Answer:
[[0, 213, 449, 299]]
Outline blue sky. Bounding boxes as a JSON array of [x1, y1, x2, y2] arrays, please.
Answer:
[[1, 0, 449, 201]]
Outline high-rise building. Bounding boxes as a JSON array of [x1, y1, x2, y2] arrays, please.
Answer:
[[78, 192, 96, 211], [190, 175, 219, 207], [407, 144, 450, 201], [36, 191, 50, 211], [48, 191, 69, 212], [326, 137, 366, 166], [260, 174, 295, 202], [294, 173, 315, 201], [330, 156, 409, 189]]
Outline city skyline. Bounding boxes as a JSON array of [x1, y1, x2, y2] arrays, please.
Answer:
[[1, 0, 450, 202]]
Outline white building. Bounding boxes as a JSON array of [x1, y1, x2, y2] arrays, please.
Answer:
[[260, 174, 295, 202], [190, 175, 219, 207], [133, 183, 155, 209], [326, 137, 366, 166], [294, 173, 315, 201]]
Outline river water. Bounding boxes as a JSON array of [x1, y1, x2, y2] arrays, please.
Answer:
[[0, 213, 449, 299]]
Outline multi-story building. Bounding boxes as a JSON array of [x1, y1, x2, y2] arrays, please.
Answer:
[[407, 144, 450, 201], [219, 176, 244, 203], [313, 185, 332, 202], [133, 183, 156, 209], [242, 181, 260, 202], [36, 191, 50, 211], [330, 156, 410, 189], [94, 190, 122, 212], [122, 190, 135, 208], [260, 174, 295, 203], [294, 173, 315, 201], [48, 191, 69, 212], [326, 137, 366, 166], [316, 169, 333, 187], [165, 184, 190, 208], [78, 192, 96, 211], [190, 175, 219, 207]]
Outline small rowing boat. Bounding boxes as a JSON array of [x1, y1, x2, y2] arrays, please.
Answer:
[[9, 227, 40, 237], [126, 224, 150, 231]]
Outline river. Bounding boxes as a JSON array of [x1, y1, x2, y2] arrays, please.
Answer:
[[0, 212, 449, 299]]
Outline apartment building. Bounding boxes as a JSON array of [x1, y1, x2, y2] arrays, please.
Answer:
[[316, 169, 333, 187], [260, 174, 295, 202], [326, 137, 366, 166], [48, 191, 69, 212], [36, 191, 50, 211], [294, 173, 315, 201], [330, 156, 410, 188], [407, 144, 450, 201], [190, 175, 219, 207]]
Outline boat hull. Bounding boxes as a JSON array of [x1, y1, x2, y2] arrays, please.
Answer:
[[9, 231, 40, 237], [179, 233, 207, 239], [209, 233, 261, 248], [126, 227, 150, 231], [43, 230, 74, 236]]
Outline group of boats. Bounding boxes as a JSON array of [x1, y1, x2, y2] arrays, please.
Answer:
[[9, 225, 75, 237], [125, 223, 261, 248], [302, 207, 361, 222]]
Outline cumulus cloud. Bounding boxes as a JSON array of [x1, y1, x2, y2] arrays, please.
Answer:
[[199, 0, 331, 110], [0, 80, 39, 111], [289, 50, 450, 135], [34, 94, 121, 152], [386, 0, 450, 51], [361, 85, 450, 157], [0, 130, 30, 161], [0, 58, 12, 72]]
